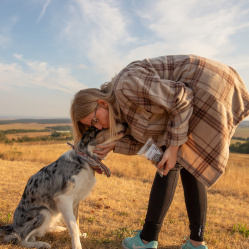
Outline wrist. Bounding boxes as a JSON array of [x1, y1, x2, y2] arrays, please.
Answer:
[[168, 145, 179, 151]]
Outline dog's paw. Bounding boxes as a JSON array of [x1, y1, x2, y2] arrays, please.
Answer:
[[21, 241, 51, 249], [37, 241, 51, 248], [74, 245, 82, 249], [72, 243, 82, 249]]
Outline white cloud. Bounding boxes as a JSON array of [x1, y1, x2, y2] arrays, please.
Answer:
[[0, 15, 18, 48], [60, 0, 136, 78], [58, 0, 249, 83], [37, 0, 51, 22], [134, 0, 249, 58], [1, 0, 249, 118], [0, 55, 87, 93]]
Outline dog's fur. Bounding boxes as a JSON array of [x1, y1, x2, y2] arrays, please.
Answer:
[[0, 124, 125, 249]]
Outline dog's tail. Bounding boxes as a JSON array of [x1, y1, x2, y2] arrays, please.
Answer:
[[0, 225, 13, 235], [0, 225, 21, 244]]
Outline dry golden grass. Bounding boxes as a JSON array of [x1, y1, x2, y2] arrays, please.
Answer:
[[0, 142, 68, 164], [0, 123, 71, 131], [0, 143, 248, 249], [6, 132, 52, 140]]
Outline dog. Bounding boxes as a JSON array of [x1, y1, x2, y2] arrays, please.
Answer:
[[0, 123, 125, 249]]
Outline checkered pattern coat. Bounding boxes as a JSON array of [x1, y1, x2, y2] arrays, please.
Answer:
[[113, 55, 249, 188]]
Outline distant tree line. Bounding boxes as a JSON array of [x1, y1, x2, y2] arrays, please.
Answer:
[[232, 136, 249, 141], [229, 141, 249, 154], [0, 126, 72, 144], [1, 129, 50, 134], [0, 132, 73, 144], [46, 126, 72, 131]]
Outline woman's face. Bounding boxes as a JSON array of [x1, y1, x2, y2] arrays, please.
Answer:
[[79, 100, 109, 130]]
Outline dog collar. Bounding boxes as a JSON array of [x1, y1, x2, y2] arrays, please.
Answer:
[[67, 142, 111, 177]]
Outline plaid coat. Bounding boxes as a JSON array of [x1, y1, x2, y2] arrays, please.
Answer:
[[113, 55, 249, 188]]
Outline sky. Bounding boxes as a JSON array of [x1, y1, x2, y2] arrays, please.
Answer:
[[0, 0, 249, 119]]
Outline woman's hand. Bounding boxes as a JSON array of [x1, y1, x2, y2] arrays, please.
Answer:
[[94, 141, 116, 158], [157, 145, 179, 176]]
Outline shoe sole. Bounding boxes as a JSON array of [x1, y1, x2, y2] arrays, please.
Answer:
[[122, 241, 129, 249], [122, 240, 156, 249], [181, 244, 207, 249], [122, 241, 155, 249]]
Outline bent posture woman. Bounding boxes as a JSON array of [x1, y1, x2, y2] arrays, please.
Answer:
[[70, 55, 249, 249]]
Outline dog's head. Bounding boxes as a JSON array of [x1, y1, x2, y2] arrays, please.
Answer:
[[77, 123, 126, 157]]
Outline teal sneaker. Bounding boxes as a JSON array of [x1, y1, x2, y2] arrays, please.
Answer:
[[181, 237, 208, 249], [122, 230, 158, 249]]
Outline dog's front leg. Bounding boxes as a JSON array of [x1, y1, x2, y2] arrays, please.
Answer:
[[57, 198, 82, 249], [73, 203, 80, 229]]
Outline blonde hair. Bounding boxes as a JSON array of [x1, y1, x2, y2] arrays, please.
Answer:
[[70, 78, 121, 145]]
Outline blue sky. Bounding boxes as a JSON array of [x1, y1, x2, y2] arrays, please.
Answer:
[[0, 0, 249, 118]]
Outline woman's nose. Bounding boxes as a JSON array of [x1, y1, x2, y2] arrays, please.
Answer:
[[94, 123, 103, 130]]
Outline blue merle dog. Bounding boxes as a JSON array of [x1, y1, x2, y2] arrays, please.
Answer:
[[0, 124, 125, 249]]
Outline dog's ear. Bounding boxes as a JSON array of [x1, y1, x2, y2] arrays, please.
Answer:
[[78, 126, 101, 148]]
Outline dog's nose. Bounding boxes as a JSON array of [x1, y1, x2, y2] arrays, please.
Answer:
[[122, 122, 128, 128], [121, 122, 128, 133]]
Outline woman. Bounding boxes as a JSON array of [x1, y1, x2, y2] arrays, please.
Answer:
[[70, 55, 249, 249]]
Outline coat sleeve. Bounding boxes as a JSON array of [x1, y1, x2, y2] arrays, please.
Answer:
[[158, 79, 193, 146], [114, 133, 144, 155], [114, 61, 194, 150], [144, 77, 194, 146]]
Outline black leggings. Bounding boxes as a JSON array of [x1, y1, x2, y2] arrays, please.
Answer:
[[140, 163, 207, 242]]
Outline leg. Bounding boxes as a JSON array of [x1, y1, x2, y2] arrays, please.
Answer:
[[180, 167, 207, 245], [57, 199, 82, 249], [73, 203, 80, 229], [20, 240, 51, 248], [140, 165, 181, 242], [28, 236, 36, 242], [20, 208, 52, 248]]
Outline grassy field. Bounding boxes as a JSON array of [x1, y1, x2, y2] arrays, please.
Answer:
[[0, 123, 71, 131], [0, 143, 248, 249], [0, 122, 248, 249], [5, 132, 52, 140]]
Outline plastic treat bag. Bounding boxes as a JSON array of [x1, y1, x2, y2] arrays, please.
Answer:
[[137, 138, 164, 177]]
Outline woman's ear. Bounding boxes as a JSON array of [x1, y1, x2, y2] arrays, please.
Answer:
[[98, 99, 108, 109]]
